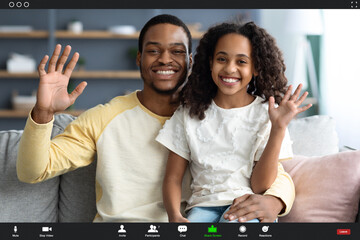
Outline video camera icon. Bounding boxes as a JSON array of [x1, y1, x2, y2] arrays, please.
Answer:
[[42, 227, 52, 232]]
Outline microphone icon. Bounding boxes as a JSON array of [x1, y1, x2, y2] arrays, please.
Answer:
[[14, 226, 17, 233]]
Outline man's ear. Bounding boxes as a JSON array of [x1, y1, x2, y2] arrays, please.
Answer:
[[136, 51, 141, 67], [189, 53, 193, 69]]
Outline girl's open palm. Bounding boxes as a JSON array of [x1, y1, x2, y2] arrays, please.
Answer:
[[36, 44, 87, 114], [268, 84, 312, 129]]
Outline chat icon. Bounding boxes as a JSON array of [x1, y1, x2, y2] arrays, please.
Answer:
[[178, 225, 187, 233]]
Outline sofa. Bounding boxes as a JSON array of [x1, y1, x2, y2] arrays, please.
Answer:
[[0, 114, 96, 222], [0, 114, 359, 222]]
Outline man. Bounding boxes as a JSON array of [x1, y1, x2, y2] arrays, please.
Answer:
[[17, 14, 294, 222]]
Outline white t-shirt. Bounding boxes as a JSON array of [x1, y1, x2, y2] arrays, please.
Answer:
[[156, 96, 293, 210]]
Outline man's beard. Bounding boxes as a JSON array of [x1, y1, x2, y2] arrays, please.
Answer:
[[140, 65, 188, 95]]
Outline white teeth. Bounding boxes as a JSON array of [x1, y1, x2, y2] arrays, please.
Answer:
[[156, 70, 175, 75], [222, 78, 239, 83]]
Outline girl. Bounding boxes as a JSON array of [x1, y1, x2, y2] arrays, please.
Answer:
[[156, 22, 311, 223]]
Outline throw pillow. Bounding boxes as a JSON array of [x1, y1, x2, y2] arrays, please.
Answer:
[[54, 113, 97, 222], [288, 115, 339, 156], [58, 160, 97, 222], [0, 130, 59, 222], [279, 151, 360, 222]]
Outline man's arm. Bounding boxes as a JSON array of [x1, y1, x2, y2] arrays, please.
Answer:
[[17, 113, 54, 182], [223, 162, 295, 222], [17, 44, 90, 183], [17, 109, 98, 183], [263, 162, 295, 216]]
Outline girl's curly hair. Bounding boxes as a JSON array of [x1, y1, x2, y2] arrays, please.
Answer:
[[180, 22, 288, 120]]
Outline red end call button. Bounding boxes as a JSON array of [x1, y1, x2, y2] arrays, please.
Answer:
[[337, 229, 351, 235]]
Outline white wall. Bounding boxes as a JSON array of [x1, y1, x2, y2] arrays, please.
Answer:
[[320, 10, 360, 149], [259, 10, 298, 89], [260, 10, 360, 150]]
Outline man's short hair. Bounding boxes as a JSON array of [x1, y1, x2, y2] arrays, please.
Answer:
[[138, 14, 192, 54]]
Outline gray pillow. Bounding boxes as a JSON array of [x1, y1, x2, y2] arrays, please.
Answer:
[[0, 130, 59, 222], [288, 115, 339, 157], [53, 114, 97, 222], [58, 160, 97, 222]]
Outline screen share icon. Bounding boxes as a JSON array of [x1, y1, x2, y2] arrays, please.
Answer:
[[208, 225, 217, 233]]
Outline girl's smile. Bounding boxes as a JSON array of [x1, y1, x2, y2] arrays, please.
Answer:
[[219, 76, 241, 86]]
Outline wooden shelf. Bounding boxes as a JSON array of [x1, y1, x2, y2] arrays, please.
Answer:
[[0, 31, 49, 38], [55, 30, 140, 39], [190, 31, 204, 39], [0, 109, 85, 118], [0, 70, 140, 79], [55, 30, 203, 39], [71, 70, 140, 79], [0, 30, 203, 40]]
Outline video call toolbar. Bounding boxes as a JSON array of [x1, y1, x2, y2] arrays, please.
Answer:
[[0, 223, 358, 240]]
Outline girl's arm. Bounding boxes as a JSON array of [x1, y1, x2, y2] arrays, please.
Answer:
[[163, 151, 190, 222], [251, 84, 311, 194], [251, 127, 286, 194]]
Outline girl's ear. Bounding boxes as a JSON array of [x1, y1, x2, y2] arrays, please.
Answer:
[[253, 67, 259, 77], [209, 57, 213, 71]]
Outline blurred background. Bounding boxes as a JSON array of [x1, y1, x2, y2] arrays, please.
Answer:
[[0, 9, 359, 149]]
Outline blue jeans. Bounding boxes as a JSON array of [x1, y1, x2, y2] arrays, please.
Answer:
[[186, 205, 260, 223]]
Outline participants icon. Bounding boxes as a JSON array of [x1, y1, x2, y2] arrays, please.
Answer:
[[148, 225, 158, 233]]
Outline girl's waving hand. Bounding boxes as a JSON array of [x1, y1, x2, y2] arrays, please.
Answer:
[[268, 84, 312, 129]]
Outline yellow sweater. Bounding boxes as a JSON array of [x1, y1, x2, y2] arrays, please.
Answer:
[[17, 91, 294, 222]]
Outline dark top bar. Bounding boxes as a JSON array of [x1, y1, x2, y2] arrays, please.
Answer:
[[0, 0, 356, 9]]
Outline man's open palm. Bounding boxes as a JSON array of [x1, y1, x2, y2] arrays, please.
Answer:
[[36, 44, 87, 114]]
